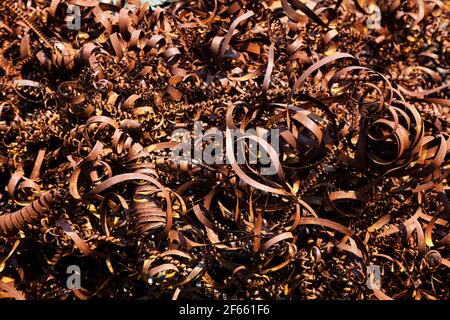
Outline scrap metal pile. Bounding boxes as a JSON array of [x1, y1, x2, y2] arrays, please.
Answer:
[[0, 0, 449, 300]]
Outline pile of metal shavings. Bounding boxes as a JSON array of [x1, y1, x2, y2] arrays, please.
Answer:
[[0, 0, 449, 300]]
